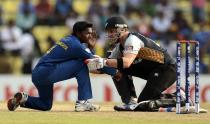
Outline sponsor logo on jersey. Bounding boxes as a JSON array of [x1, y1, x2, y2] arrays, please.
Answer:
[[125, 46, 133, 51]]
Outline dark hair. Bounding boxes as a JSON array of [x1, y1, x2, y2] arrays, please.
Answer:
[[72, 21, 93, 35]]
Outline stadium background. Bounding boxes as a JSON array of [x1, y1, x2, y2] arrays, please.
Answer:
[[0, 0, 210, 103]]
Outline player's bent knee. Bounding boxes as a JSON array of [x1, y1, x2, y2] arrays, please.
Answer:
[[41, 103, 52, 111], [38, 100, 53, 111], [41, 107, 52, 111]]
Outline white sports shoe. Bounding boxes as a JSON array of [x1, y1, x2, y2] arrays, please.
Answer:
[[7, 92, 28, 111], [75, 100, 100, 112], [114, 97, 139, 111]]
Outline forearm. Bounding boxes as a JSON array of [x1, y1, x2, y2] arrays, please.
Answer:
[[85, 54, 135, 71], [106, 57, 132, 68], [106, 59, 118, 68]]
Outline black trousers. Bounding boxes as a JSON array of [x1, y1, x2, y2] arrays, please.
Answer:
[[115, 62, 176, 103], [112, 74, 137, 104], [137, 64, 176, 102]]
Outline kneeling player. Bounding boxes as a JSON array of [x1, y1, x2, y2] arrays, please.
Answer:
[[7, 21, 101, 112], [85, 16, 180, 111]]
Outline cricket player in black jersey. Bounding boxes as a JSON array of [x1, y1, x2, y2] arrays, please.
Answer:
[[86, 16, 178, 111]]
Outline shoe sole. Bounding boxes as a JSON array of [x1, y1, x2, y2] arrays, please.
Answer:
[[7, 93, 23, 111], [114, 105, 136, 111], [75, 106, 100, 112], [114, 102, 144, 111]]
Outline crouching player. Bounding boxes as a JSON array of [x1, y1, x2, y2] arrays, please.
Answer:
[[7, 21, 102, 112], [85, 16, 190, 111]]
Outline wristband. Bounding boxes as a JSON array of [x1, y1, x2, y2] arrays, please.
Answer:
[[117, 58, 123, 70]]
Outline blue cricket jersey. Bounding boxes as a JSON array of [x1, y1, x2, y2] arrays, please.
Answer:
[[36, 35, 93, 66], [34, 35, 117, 76]]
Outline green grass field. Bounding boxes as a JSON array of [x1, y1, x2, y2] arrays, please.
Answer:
[[0, 102, 210, 124]]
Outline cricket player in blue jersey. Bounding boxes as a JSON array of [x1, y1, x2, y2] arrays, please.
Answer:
[[7, 21, 110, 112]]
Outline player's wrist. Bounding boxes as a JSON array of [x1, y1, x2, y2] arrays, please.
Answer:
[[103, 58, 108, 66]]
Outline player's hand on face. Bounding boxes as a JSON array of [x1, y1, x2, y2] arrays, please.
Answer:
[[87, 29, 97, 50]]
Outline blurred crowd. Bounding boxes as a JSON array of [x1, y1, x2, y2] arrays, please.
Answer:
[[0, 0, 210, 74]]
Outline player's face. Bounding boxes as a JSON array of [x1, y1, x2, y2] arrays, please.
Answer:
[[80, 27, 96, 48], [105, 28, 121, 43]]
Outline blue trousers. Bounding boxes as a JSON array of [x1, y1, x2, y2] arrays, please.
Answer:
[[22, 60, 92, 111]]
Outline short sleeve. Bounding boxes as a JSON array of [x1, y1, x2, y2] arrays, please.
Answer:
[[123, 34, 144, 54]]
